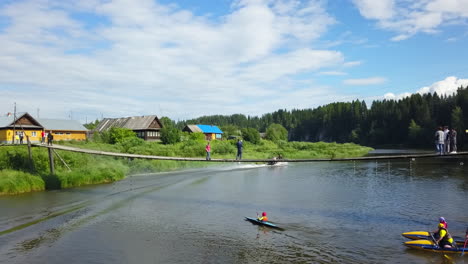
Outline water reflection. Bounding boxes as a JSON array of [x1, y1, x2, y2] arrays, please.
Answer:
[[1, 158, 468, 263]]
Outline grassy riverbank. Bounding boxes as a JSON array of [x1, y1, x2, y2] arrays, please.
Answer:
[[0, 140, 372, 195]]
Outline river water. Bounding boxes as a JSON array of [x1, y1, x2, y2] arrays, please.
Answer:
[[1, 156, 468, 264]]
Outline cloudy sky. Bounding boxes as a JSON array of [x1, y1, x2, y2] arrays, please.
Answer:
[[1, 0, 468, 123]]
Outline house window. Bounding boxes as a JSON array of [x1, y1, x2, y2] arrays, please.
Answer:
[[66, 132, 71, 135], [147, 131, 160, 137], [31, 132, 37, 137]]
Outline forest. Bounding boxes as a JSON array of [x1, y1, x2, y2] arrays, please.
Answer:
[[177, 86, 468, 149]]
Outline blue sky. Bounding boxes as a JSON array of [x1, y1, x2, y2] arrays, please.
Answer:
[[0, 0, 467, 123]]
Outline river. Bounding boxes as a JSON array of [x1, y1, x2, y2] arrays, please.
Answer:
[[1, 156, 468, 263]]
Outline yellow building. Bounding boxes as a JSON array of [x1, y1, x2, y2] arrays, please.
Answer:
[[0, 113, 88, 144], [38, 118, 88, 141], [0, 113, 43, 143]]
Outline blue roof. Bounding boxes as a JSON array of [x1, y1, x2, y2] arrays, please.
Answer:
[[196, 125, 223, 134]]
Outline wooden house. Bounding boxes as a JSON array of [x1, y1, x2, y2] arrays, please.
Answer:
[[38, 118, 88, 141], [0, 113, 43, 143], [0, 113, 88, 143], [183, 124, 223, 140], [94, 115, 163, 141]]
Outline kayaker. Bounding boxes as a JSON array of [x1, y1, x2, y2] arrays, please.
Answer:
[[433, 217, 448, 237], [257, 212, 268, 222], [435, 223, 456, 248], [439, 217, 448, 229]]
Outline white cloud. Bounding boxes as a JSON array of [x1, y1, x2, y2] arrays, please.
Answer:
[[319, 71, 347, 76], [0, 0, 348, 122], [343, 61, 362, 67], [343, 77, 387, 85], [416, 76, 468, 96], [382, 76, 468, 100], [352, 0, 468, 41], [352, 0, 395, 20]]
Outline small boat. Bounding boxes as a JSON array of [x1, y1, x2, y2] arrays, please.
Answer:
[[404, 239, 468, 254], [267, 161, 288, 166], [402, 231, 466, 246], [244, 217, 283, 230]]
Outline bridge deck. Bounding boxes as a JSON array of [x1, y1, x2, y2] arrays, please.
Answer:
[[29, 144, 468, 162]]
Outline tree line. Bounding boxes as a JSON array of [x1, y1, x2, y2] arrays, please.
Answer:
[[174, 86, 468, 149]]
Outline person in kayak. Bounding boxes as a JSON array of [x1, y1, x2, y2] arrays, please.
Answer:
[[435, 223, 456, 248], [257, 212, 268, 222], [433, 217, 448, 238], [439, 217, 448, 229]]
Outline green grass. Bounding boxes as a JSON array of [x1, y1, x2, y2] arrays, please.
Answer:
[[59, 139, 373, 160], [0, 169, 45, 195]]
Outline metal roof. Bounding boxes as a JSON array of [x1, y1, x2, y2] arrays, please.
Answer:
[[0, 113, 86, 131], [0, 114, 42, 129], [196, 125, 223, 134], [38, 119, 87, 131], [95, 115, 160, 132], [185, 125, 202, 133], [0, 116, 14, 128]]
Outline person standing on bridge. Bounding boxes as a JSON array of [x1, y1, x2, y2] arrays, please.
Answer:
[[450, 128, 457, 154], [236, 139, 243, 160], [41, 130, 45, 144], [205, 141, 211, 161], [47, 131, 54, 146], [435, 127, 444, 155]]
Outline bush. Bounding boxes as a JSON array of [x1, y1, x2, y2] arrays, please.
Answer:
[[160, 127, 182, 144], [242, 128, 260, 144], [212, 140, 236, 155], [0, 169, 45, 195], [187, 132, 206, 141], [109, 127, 137, 144], [265, 123, 288, 142]]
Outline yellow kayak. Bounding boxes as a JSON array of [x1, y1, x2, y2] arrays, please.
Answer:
[[404, 239, 468, 254], [402, 231, 465, 246]]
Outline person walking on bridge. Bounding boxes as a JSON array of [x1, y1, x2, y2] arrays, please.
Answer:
[[236, 139, 243, 160], [41, 130, 45, 144], [450, 128, 457, 153], [435, 127, 444, 155], [205, 141, 211, 160], [47, 131, 54, 146]]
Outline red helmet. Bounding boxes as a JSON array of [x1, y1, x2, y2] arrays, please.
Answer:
[[262, 212, 267, 216]]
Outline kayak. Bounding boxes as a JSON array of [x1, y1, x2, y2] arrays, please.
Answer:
[[404, 239, 468, 254], [402, 231, 466, 246], [245, 217, 283, 230]]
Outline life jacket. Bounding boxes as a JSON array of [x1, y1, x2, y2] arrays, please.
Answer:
[[438, 227, 453, 245], [258, 216, 268, 222]]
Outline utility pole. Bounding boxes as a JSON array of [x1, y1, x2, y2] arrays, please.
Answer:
[[12, 103, 16, 144]]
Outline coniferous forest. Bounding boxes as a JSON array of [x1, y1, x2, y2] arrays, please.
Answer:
[[179, 86, 468, 149]]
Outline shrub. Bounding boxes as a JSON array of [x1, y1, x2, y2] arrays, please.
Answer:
[[160, 126, 182, 144], [0, 169, 45, 195], [265, 123, 288, 142], [109, 127, 137, 144], [242, 128, 260, 144]]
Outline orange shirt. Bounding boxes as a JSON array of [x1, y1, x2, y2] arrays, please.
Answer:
[[258, 216, 268, 222]]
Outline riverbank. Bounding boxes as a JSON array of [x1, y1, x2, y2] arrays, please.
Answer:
[[0, 140, 373, 195]]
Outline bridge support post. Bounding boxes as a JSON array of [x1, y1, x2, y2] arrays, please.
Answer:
[[26, 136, 34, 172], [48, 147, 55, 175]]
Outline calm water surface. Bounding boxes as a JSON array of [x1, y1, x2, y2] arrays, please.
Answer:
[[1, 156, 468, 264]]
